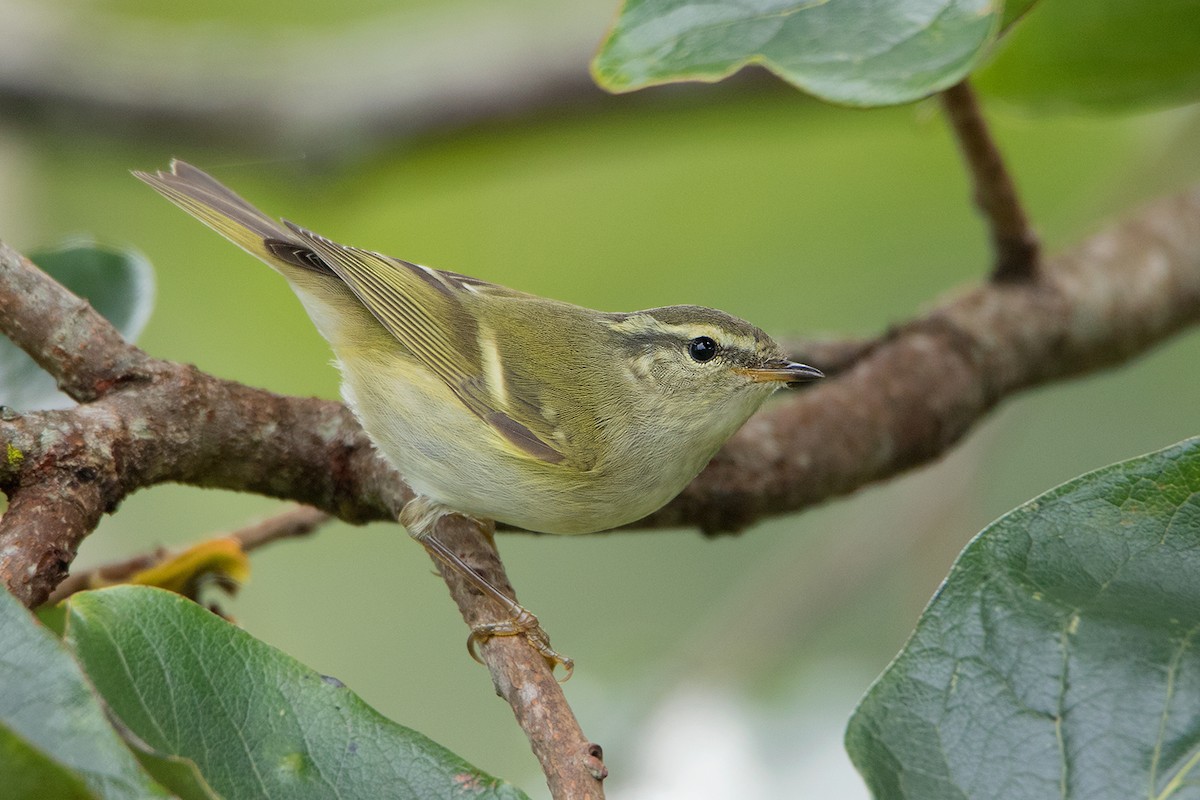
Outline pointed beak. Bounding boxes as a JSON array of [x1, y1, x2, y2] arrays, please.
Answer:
[[735, 360, 825, 386]]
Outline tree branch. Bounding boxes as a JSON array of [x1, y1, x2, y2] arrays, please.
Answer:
[[0, 466, 109, 607], [640, 184, 1200, 532], [2, 185, 1198, 548], [230, 504, 331, 550], [940, 80, 1041, 282], [0, 241, 158, 402], [430, 515, 607, 798]]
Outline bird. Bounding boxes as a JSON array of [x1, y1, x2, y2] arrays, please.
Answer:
[[135, 160, 823, 676]]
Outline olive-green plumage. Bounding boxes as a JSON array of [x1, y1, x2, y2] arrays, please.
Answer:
[[134, 160, 821, 536], [137, 160, 823, 670]]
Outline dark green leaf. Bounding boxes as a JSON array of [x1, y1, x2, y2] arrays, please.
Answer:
[[0, 241, 155, 410], [846, 437, 1200, 799], [978, 0, 1200, 112], [66, 586, 530, 800], [592, 0, 1003, 106], [0, 585, 170, 799]]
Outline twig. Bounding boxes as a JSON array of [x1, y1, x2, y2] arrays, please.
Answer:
[[231, 504, 331, 550], [940, 80, 1041, 282], [431, 515, 606, 799], [44, 505, 331, 603]]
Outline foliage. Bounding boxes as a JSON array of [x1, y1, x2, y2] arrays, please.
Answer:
[[0, 584, 529, 800], [0, 582, 169, 800], [594, 0, 1200, 112], [593, 0, 1006, 105], [847, 438, 1200, 799]]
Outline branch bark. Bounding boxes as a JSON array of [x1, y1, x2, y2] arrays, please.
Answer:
[[642, 184, 1200, 532], [940, 80, 1041, 281], [431, 515, 607, 798]]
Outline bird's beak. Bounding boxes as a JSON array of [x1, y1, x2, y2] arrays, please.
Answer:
[[735, 360, 825, 386]]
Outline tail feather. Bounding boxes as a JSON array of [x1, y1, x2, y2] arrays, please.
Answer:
[[133, 160, 332, 276]]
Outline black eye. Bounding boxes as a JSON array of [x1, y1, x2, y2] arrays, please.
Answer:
[[688, 336, 718, 362]]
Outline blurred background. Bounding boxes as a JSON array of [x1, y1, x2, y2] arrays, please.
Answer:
[[2, 0, 1199, 796]]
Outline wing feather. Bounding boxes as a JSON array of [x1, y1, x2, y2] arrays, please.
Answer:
[[283, 222, 567, 465]]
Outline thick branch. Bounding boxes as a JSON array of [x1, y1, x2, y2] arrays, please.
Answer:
[[0, 471, 109, 607], [940, 80, 1041, 281], [0, 370, 406, 608], [640, 185, 1200, 532]]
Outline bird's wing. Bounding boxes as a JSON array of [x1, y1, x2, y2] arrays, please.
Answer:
[[284, 222, 567, 465]]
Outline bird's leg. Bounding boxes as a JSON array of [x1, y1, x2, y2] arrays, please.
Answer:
[[419, 534, 574, 679], [401, 499, 573, 679]]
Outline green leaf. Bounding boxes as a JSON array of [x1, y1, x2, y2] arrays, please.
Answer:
[[0, 240, 155, 410], [65, 586, 531, 800], [977, 0, 1200, 113], [0, 584, 170, 799], [592, 0, 1004, 106], [846, 437, 1200, 799], [0, 728, 99, 800]]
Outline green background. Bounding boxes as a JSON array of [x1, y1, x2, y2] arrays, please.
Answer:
[[3, 0, 1199, 795]]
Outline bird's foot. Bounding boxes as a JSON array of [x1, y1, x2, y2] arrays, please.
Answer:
[[468, 608, 574, 681]]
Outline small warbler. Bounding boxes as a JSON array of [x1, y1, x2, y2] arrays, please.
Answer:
[[136, 160, 822, 675]]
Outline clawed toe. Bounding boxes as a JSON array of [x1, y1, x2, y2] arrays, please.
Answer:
[[468, 611, 574, 681]]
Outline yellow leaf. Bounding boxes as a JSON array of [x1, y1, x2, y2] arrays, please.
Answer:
[[121, 537, 250, 598]]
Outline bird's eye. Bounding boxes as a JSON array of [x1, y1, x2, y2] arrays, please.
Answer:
[[688, 336, 718, 362]]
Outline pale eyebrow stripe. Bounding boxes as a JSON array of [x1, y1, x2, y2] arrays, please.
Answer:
[[605, 316, 760, 352]]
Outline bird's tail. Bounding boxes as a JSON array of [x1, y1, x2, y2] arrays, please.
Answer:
[[133, 160, 332, 278]]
